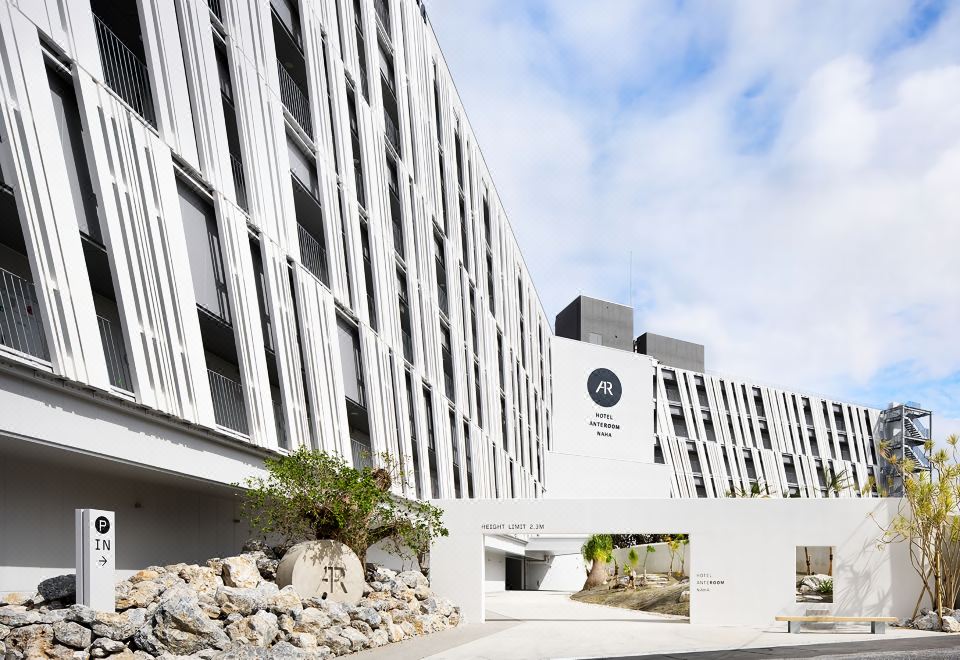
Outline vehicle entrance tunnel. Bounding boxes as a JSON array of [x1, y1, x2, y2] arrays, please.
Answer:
[[428, 497, 918, 626]]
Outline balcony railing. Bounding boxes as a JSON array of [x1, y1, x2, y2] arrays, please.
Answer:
[[352, 438, 373, 470], [93, 15, 156, 127], [277, 61, 313, 138], [273, 398, 287, 447], [374, 0, 392, 37], [297, 223, 328, 284], [401, 329, 413, 364], [0, 267, 49, 361], [230, 153, 248, 211], [97, 315, 132, 391], [208, 369, 249, 435], [208, 0, 224, 22], [384, 108, 401, 156]]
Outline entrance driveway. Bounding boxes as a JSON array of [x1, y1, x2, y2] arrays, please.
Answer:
[[354, 590, 943, 660]]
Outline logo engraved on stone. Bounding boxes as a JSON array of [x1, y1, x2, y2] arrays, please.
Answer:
[[587, 368, 622, 407], [323, 564, 347, 594]]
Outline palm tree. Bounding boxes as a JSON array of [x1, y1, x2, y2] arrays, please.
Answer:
[[824, 467, 851, 497], [581, 534, 614, 590], [642, 545, 656, 578]]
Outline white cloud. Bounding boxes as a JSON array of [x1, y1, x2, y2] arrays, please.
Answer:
[[425, 0, 960, 425]]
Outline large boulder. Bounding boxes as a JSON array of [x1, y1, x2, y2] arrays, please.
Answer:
[[215, 587, 266, 617], [225, 610, 280, 647], [942, 615, 960, 633], [276, 541, 365, 605], [913, 611, 941, 631], [92, 608, 148, 641], [38, 575, 77, 604], [396, 571, 429, 590], [221, 556, 262, 589], [150, 587, 230, 655], [52, 620, 91, 649]]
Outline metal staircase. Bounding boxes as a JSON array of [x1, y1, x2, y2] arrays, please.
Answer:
[[876, 402, 932, 495]]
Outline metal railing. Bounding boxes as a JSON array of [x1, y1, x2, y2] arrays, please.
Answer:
[[277, 61, 313, 138], [208, 0, 224, 22], [93, 15, 156, 127], [273, 398, 287, 448], [230, 153, 248, 211], [297, 223, 328, 284], [208, 369, 249, 435], [0, 267, 49, 361], [352, 438, 373, 469], [97, 315, 132, 391], [374, 0, 392, 37], [384, 107, 401, 156]]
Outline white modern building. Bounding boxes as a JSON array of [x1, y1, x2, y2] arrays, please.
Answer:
[[0, 0, 927, 600], [0, 0, 550, 594]]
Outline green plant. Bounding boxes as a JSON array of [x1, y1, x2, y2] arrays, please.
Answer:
[[665, 534, 688, 578], [627, 547, 639, 572], [642, 545, 656, 577], [240, 447, 448, 568], [876, 435, 960, 618], [727, 481, 773, 498], [581, 534, 614, 590], [823, 467, 851, 497], [816, 578, 833, 595]]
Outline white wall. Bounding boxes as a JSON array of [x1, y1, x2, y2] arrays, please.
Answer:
[[429, 497, 920, 626], [795, 546, 832, 575], [0, 448, 250, 596], [612, 542, 691, 577], [524, 553, 585, 591], [484, 550, 506, 593]]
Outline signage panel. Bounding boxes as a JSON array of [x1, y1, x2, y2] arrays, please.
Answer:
[[550, 337, 654, 464], [75, 508, 115, 611]]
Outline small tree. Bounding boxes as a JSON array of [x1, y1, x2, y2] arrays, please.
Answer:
[[627, 547, 640, 572], [679, 537, 689, 577], [665, 534, 688, 578], [581, 534, 614, 591], [240, 447, 448, 568], [876, 435, 960, 618], [824, 467, 851, 497], [642, 545, 656, 577]]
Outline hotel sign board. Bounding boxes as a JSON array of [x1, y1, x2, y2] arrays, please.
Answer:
[[550, 337, 654, 464]]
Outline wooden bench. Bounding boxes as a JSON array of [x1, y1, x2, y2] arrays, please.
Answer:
[[775, 615, 898, 634]]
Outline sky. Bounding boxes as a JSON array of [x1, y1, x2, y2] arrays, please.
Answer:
[[424, 0, 960, 437]]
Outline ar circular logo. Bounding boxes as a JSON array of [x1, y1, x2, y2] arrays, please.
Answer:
[[587, 368, 622, 407], [94, 516, 110, 534]]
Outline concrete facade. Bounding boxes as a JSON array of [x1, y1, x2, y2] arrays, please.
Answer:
[[636, 332, 705, 372], [430, 497, 920, 625], [554, 295, 633, 352]]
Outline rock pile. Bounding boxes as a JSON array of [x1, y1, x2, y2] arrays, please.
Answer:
[[899, 608, 960, 633], [0, 552, 460, 659]]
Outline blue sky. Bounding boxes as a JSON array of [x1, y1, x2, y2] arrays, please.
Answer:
[[425, 0, 960, 435]]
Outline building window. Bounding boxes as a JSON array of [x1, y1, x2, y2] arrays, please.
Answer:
[[424, 388, 439, 497], [440, 322, 454, 401], [449, 409, 461, 498]]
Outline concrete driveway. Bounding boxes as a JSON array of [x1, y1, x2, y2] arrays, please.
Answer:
[[354, 590, 944, 660]]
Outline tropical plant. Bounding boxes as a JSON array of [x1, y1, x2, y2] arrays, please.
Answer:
[[627, 547, 640, 572], [240, 447, 448, 568], [727, 481, 773, 498], [816, 578, 833, 595], [665, 534, 688, 578], [875, 435, 960, 618], [581, 534, 614, 590], [642, 545, 656, 577], [823, 466, 851, 497]]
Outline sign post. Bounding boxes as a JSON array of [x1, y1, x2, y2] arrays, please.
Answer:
[[75, 509, 115, 611]]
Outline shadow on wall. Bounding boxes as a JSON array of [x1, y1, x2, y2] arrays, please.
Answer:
[[0, 450, 249, 590]]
